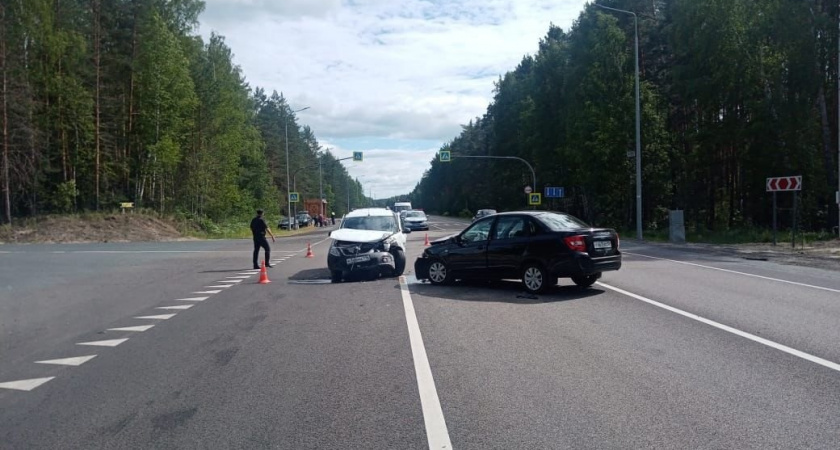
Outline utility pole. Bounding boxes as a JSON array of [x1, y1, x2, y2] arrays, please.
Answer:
[[594, 3, 643, 240]]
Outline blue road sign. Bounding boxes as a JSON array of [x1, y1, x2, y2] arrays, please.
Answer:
[[439, 150, 451, 162], [545, 186, 565, 198], [289, 192, 300, 203], [353, 151, 363, 162]]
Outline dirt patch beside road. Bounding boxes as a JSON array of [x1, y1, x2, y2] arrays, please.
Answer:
[[635, 238, 840, 272], [0, 214, 190, 244]]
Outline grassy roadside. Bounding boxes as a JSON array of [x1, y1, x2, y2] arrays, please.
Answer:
[[0, 211, 327, 244]]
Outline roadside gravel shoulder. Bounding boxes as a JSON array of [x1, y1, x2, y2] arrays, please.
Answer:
[[626, 238, 840, 272]]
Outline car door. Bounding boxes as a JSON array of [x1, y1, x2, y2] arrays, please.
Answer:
[[447, 217, 494, 276], [486, 215, 531, 278]]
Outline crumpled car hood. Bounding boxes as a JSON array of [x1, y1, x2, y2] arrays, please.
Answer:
[[331, 228, 391, 243]]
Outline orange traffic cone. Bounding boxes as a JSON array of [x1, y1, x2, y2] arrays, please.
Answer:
[[258, 260, 271, 284], [424, 233, 431, 246], [305, 241, 314, 258]]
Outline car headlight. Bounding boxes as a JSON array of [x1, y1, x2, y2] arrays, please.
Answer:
[[382, 241, 391, 251], [329, 246, 341, 256]]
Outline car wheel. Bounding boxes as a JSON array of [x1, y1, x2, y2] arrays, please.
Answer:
[[571, 274, 599, 288], [428, 260, 454, 285], [330, 270, 342, 283], [391, 248, 406, 277], [522, 263, 550, 294]]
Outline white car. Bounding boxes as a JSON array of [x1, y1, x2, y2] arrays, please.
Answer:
[[402, 210, 429, 231], [327, 208, 411, 282]]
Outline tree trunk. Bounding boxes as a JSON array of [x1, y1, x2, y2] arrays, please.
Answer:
[[817, 85, 836, 194], [92, 0, 102, 210], [0, 4, 9, 224]]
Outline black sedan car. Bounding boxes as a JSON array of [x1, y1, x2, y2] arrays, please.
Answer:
[[414, 211, 621, 294]]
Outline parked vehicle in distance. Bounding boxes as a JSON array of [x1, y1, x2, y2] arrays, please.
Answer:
[[328, 208, 411, 283], [278, 216, 293, 230], [414, 211, 621, 294], [296, 212, 313, 227], [473, 209, 497, 221], [402, 210, 429, 231], [393, 202, 412, 214]]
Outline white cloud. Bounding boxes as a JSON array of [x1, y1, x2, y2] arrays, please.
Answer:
[[200, 0, 588, 197]]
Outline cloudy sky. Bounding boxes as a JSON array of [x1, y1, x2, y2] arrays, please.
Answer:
[[199, 0, 589, 198]]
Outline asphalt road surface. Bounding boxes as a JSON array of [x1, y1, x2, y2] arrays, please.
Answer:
[[2, 215, 840, 449]]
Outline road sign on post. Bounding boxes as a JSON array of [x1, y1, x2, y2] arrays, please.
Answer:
[[289, 192, 300, 203], [544, 187, 564, 198], [766, 176, 802, 192], [439, 150, 451, 162], [766, 176, 802, 248], [352, 151, 363, 162], [524, 186, 532, 194], [529, 193, 541, 206]]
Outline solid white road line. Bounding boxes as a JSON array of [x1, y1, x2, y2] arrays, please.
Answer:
[[156, 305, 193, 310], [194, 290, 222, 294], [597, 282, 840, 373], [626, 251, 840, 294], [173, 297, 209, 302], [107, 325, 155, 332], [35, 355, 97, 366], [399, 276, 453, 450], [135, 314, 177, 320], [77, 338, 129, 347], [0, 377, 55, 391]]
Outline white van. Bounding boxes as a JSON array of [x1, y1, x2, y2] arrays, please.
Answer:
[[393, 202, 412, 213]]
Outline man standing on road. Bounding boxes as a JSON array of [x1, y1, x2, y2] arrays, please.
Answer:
[[250, 209, 275, 269], [331, 211, 336, 225]]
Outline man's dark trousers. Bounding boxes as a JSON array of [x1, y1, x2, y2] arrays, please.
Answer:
[[253, 236, 271, 268]]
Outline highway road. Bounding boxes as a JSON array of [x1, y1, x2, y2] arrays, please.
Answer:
[[2, 215, 840, 449]]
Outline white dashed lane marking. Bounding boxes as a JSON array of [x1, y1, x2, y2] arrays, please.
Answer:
[[77, 338, 129, 347], [226, 275, 252, 279], [135, 314, 176, 320], [107, 325, 155, 332], [0, 377, 55, 391], [35, 355, 97, 366], [156, 305, 193, 310], [193, 290, 221, 294], [205, 285, 232, 289], [173, 297, 209, 302], [215, 280, 242, 284]]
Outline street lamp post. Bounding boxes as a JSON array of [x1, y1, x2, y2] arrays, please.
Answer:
[[594, 3, 643, 240], [285, 106, 310, 229]]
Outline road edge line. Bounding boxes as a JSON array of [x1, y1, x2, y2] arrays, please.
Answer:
[[399, 276, 453, 450], [597, 281, 840, 373]]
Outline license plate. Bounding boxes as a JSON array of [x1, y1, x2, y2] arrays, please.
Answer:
[[346, 255, 371, 264], [593, 241, 612, 249]]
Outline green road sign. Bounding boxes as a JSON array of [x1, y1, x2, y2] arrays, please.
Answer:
[[528, 193, 541, 205], [439, 150, 451, 162], [353, 151, 363, 162], [289, 192, 300, 203]]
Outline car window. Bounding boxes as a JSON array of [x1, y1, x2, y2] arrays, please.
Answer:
[[461, 218, 492, 243], [342, 215, 398, 232], [538, 212, 590, 230], [493, 216, 527, 240], [405, 211, 425, 218]]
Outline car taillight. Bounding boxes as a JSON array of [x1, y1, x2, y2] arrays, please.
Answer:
[[564, 235, 587, 252]]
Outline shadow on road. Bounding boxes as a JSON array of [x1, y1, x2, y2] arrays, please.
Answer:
[[407, 278, 604, 304], [200, 268, 257, 273]]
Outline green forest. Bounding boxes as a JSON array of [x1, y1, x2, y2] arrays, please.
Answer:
[[408, 0, 840, 235], [0, 0, 368, 227]]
